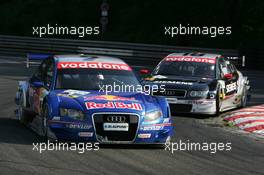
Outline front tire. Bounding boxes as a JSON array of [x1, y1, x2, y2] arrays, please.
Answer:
[[215, 89, 221, 116]]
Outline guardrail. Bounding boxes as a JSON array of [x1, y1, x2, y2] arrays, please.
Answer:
[[0, 35, 239, 67]]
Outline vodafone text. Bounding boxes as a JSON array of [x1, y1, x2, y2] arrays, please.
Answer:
[[57, 62, 132, 71], [165, 56, 215, 64]]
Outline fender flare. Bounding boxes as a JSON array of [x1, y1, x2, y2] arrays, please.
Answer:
[[44, 92, 60, 118], [154, 96, 170, 118]]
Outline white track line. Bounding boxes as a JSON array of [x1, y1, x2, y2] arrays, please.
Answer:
[[239, 122, 264, 130], [233, 116, 264, 125]]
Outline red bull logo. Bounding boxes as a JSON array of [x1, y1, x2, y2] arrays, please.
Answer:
[[85, 102, 142, 111]]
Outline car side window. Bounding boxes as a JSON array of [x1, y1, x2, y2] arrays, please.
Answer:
[[219, 58, 232, 79], [228, 62, 236, 74], [32, 60, 47, 82]]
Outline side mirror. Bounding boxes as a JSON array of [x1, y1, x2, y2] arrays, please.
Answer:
[[31, 81, 44, 88], [224, 73, 233, 80], [139, 69, 150, 75]]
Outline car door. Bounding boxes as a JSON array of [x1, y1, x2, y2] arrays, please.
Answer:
[[29, 58, 54, 114]]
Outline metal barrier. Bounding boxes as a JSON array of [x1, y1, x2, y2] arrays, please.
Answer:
[[0, 35, 239, 67]]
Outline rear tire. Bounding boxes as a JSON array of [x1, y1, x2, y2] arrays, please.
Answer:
[[41, 103, 49, 139], [240, 88, 247, 108], [18, 93, 32, 124]]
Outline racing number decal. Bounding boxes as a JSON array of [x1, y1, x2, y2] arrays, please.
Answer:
[[226, 82, 237, 93]]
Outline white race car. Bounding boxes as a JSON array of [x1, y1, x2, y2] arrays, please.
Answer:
[[142, 52, 250, 115]]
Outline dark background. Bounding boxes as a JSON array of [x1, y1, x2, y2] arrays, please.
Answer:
[[0, 0, 263, 54]]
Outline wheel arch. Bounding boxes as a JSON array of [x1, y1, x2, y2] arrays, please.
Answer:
[[43, 93, 60, 118], [154, 96, 170, 118]]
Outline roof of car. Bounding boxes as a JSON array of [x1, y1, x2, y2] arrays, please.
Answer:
[[166, 52, 222, 59], [54, 54, 127, 64]]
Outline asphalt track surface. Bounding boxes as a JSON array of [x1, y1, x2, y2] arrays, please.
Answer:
[[0, 56, 263, 175]]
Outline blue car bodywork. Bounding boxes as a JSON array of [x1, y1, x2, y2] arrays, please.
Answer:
[[15, 54, 173, 144]]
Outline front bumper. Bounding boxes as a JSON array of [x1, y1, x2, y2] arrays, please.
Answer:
[[166, 97, 216, 114], [47, 117, 173, 144]]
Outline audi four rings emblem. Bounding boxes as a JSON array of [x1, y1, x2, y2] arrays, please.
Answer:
[[164, 90, 175, 95], [107, 116, 126, 122]]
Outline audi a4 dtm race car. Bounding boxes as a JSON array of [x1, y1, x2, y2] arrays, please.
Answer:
[[15, 54, 173, 144], [141, 52, 250, 115]]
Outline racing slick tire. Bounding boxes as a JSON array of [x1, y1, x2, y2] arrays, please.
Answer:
[[215, 88, 221, 116], [240, 87, 247, 108], [41, 103, 57, 142], [41, 103, 49, 139], [18, 93, 33, 124]]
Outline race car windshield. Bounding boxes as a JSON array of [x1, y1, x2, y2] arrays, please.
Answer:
[[153, 61, 216, 78], [56, 68, 141, 90]]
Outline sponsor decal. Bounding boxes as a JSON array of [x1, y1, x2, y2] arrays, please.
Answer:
[[165, 56, 216, 64], [144, 75, 167, 81], [141, 125, 164, 131], [58, 90, 90, 98], [154, 80, 193, 85], [84, 95, 136, 101], [141, 123, 172, 131], [138, 133, 151, 139], [51, 116, 61, 121], [163, 118, 170, 123], [78, 132, 94, 137], [86, 102, 142, 111], [67, 123, 92, 129], [188, 100, 215, 104], [103, 123, 129, 131], [57, 62, 132, 71], [232, 96, 241, 104]]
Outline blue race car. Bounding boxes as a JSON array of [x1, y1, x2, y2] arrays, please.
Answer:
[[15, 54, 173, 144]]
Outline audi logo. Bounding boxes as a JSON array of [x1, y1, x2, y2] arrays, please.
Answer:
[[163, 91, 175, 95], [107, 116, 126, 123]]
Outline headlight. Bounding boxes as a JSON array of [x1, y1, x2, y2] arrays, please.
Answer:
[[189, 91, 208, 97], [209, 92, 216, 99], [60, 108, 85, 120], [144, 110, 162, 122]]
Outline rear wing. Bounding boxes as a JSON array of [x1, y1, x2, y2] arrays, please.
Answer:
[[26, 53, 51, 68], [226, 56, 246, 68]]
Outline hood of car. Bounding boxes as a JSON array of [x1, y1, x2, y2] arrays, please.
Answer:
[[52, 89, 161, 115], [144, 74, 217, 91]]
